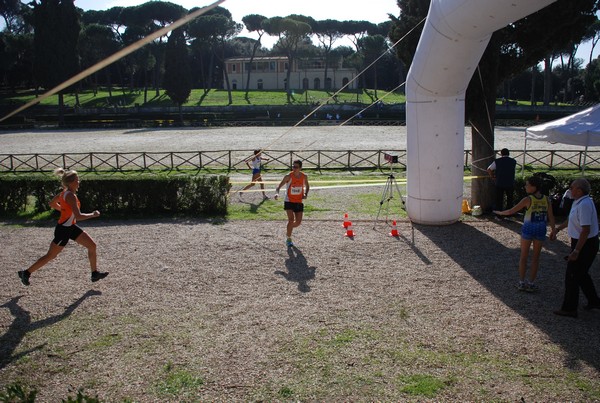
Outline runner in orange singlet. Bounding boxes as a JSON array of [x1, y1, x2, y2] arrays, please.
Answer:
[[18, 168, 108, 286], [274, 160, 310, 247]]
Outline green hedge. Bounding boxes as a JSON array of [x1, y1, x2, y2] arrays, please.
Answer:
[[0, 174, 230, 217], [515, 173, 600, 212]]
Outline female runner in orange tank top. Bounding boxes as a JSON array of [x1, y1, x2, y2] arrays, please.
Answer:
[[274, 160, 310, 247], [18, 168, 108, 286]]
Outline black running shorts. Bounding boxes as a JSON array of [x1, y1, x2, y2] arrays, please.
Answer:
[[52, 224, 83, 246], [284, 201, 304, 212]]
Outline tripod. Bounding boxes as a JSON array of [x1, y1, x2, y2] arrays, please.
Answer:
[[374, 165, 406, 225]]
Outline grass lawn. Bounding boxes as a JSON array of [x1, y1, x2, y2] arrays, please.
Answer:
[[0, 88, 407, 108]]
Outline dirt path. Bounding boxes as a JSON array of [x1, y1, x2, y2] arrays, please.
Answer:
[[1, 217, 600, 401], [1, 126, 600, 400], [1, 125, 596, 154]]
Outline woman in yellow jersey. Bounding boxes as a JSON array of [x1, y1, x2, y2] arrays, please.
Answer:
[[493, 175, 555, 292], [18, 168, 108, 286], [274, 160, 310, 247]]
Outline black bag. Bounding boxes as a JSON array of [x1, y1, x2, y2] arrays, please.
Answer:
[[533, 172, 556, 196], [551, 189, 574, 216]]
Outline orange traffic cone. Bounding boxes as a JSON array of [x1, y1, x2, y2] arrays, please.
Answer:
[[461, 199, 472, 214], [389, 220, 399, 237], [343, 212, 351, 228], [344, 223, 355, 237]]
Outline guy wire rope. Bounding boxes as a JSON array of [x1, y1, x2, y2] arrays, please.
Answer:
[[235, 17, 427, 195]]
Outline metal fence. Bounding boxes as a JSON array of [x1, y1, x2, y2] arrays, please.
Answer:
[[1, 149, 599, 173]]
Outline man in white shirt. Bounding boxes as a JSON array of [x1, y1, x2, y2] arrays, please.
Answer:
[[551, 178, 600, 318]]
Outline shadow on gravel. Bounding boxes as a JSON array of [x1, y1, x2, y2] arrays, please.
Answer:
[[0, 290, 102, 370], [417, 221, 600, 372], [275, 246, 316, 293]]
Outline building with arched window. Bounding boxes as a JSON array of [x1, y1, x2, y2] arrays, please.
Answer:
[[224, 56, 357, 91]]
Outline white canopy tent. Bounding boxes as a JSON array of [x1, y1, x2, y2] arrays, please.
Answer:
[[525, 104, 600, 174]]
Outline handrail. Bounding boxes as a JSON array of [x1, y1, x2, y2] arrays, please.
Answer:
[[0, 149, 598, 173]]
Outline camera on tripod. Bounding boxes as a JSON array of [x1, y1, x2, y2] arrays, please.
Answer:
[[383, 152, 399, 164], [375, 152, 405, 226]]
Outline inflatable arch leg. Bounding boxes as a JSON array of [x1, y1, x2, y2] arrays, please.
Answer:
[[406, 0, 557, 225]]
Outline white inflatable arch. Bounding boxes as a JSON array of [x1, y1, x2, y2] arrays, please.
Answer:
[[406, 0, 556, 225]]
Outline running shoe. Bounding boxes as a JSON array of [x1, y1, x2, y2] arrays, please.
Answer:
[[553, 309, 578, 318], [526, 283, 539, 293], [91, 271, 109, 282], [516, 281, 527, 291], [18, 270, 30, 286]]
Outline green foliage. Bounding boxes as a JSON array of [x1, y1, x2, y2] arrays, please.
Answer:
[[61, 388, 100, 403], [397, 374, 447, 397], [163, 28, 192, 107], [155, 363, 204, 396], [0, 174, 230, 217], [584, 58, 600, 101], [515, 172, 600, 212], [33, 0, 80, 89], [277, 386, 294, 398], [0, 88, 406, 108], [0, 382, 100, 403], [0, 174, 60, 214], [0, 382, 37, 403]]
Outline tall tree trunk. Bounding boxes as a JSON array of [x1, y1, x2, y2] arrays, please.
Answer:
[[143, 68, 148, 104], [220, 46, 233, 105], [530, 67, 536, 106], [199, 53, 208, 95], [286, 56, 293, 104], [58, 92, 65, 126], [106, 69, 113, 99], [207, 52, 215, 91], [467, 41, 500, 213], [373, 66, 378, 100], [543, 56, 552, 106], [223, 68, 232, 105], [154, 62, 160, 98], [245, 41, 261, 99]]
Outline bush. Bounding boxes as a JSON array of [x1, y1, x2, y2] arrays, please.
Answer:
[[0, 174, 230, 217], [515, 173, 600, 214]]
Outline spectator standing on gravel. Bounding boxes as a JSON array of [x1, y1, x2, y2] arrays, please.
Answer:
[[494, 175, 555, 292], [487, 148, 517, 211], [551, 178, 600, 318], [239, 150, 269, 200], [274, 160, 310, 247], [18, 168, 108, 286]]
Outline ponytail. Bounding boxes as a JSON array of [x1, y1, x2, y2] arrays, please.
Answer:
[[54, 167, 78, 188]]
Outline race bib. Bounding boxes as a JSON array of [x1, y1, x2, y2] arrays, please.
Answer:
[[290, 186, 303, 195]]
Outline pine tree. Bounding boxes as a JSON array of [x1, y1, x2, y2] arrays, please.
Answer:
[[33, 0, 80, 125], [164, 27, 192, 124]]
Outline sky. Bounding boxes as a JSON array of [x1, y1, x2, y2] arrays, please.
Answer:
[[75, 0, 398, 48], [72, 0, 598, 64]]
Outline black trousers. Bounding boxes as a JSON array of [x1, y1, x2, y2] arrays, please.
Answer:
[[494, 185, 514, 211], [562, 236, 600, 310]]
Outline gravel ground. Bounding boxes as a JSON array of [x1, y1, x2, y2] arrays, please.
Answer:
[[1, 218, 599, 401], [1, 126, 600, 401], [2, 125, 599, 154]]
